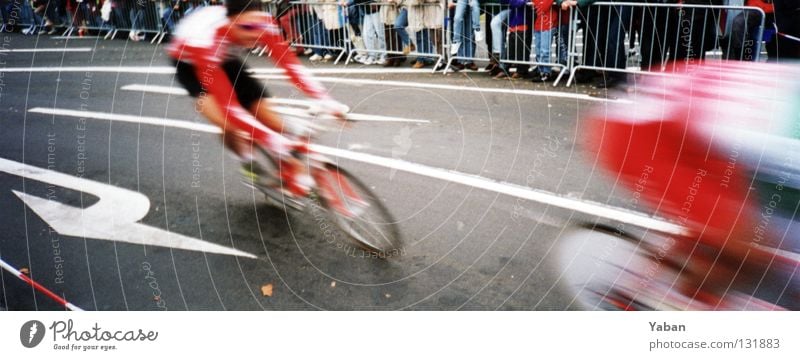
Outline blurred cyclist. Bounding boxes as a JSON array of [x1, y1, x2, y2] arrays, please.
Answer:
[[587, 61, 800, 309], [166, 0, 348, 187]]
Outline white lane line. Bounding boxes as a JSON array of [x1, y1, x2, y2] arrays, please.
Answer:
[[0, 47, 93, 53], [0, 66, 428, 75], [26, 107, 688, 236], [118, 84, 430, 123], [50, 36, 102, 40], [254, 75, 621, 103], [0, 66, 177, 74], [28, 107, 221, 134], [0, 157, 257, 258]]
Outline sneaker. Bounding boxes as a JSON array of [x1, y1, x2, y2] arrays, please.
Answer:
[[450, 61, 465, 71], [474, 29, 485, 43], [354, 54, 369, 64], [402, 43, 415, 55], [375, 57, 387, 66], [363, 57, 375, 65], [303, 48, 313, 56], [465, 62, 478, 71], [309, 54, 323, 61], [450, 42, 461, 56], [323, 53, 334, 61], [22, 26, 34, 35]]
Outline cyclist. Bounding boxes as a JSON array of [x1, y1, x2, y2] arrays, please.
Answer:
[[166, 0, 348, 189], [587, 61, 800, 309]]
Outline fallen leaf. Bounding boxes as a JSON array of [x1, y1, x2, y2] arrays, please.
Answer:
[[385, 293, 391, 299], [330, 281, 336, 288], [261, 283, 274, 297], [19, 267, 30, 275]]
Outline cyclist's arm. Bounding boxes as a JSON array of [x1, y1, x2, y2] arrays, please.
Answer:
[[256, 17, 332, 101]]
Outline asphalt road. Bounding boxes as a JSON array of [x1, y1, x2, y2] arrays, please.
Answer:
[[0, 33, 654, 310]]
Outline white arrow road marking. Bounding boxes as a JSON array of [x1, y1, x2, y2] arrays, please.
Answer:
[[0, 157, 257, 258], [26, 107, 689, 236]]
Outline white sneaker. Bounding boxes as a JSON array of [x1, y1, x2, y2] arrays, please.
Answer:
[[363, 57, 375, 65], [303, 48, 313, 55], [354, 54, 368, 64], [375, 57, 387, 65], [450, 42, 460, 56], [474, 29, 485, 43], [323, 53, 334, 61], [309, 54, 323, 61]]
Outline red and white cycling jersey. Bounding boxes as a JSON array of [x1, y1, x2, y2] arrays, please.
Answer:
[[167, 6, 328, 101], [166, 6, 331, 149]]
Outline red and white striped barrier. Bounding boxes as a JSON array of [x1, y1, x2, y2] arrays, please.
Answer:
[[0, 257, 83, 311]]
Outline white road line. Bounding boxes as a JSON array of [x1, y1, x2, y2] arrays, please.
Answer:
[[254, 75, 621, 103], [0, 47, 92, 53], [26, 107, 688, 236], [50, 36, 102, 40], [0, 66, 428, 75], [28, 107, 222, 133], [118, 85, 430, 123]]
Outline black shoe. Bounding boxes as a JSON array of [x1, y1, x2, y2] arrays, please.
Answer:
[[531, 72, 555, 83]]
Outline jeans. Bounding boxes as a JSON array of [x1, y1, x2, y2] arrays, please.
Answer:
[[456, 7, 474, 58], [553, 24, 569, 65], [452, 0, 480, 45], [112, 5, 129, 29], [130, 7, 144, 33], [362, 12, 386, 60], [394, 8, 409, 46], [415, 28, 434, 63], [490, 9, 508, 55], [533, 29, 552, 73]]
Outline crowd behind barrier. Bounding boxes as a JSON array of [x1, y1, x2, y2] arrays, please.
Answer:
[[1, 0, 798, 87]]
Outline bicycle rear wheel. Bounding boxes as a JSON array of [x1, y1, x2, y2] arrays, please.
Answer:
[[314, 164, 402, 258]]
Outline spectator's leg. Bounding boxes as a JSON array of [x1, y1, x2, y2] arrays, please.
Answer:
[[469, 0, 480, 32], [640, 5, 669, 71], [490, 9, 508, 56], [362, 13, 377, 61], [535, 29, 552, 74], [452, 0, 467, 46], [395, 8, 410, 50]]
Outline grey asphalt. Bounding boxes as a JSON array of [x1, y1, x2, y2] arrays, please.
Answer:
[[0, 33, 644, 310]]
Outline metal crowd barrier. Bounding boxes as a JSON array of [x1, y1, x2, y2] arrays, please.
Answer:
[[565, 1, 766, 86], [342, 1, 445, 72], [443, 1, 572, 85], [285, 0, 350, 64]]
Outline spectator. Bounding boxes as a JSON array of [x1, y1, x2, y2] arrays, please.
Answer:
[[482, 0, 503, 72], [639, 0, 722, 72], [381, 0, 406, 66], [391, 0, 414, 55], [275, 0, 304, 55], [320, 0, 345, 61], [128, 0, 144, 41], [408, 0, 443, 69], [494, 0, 531, 79], [356, 0, 387, 64], [530, 0, 557, 82], [451, 0, 482, 55], [448, 0, 478, 70], [560, 0, 629, 90], [487, 0, 508, 75], [727, 0, 774, 61]]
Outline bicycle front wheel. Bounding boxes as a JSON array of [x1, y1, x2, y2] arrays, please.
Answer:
[[314, 164, 402, 258]]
